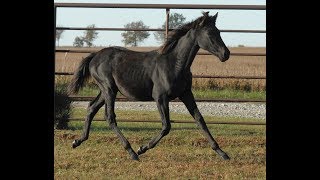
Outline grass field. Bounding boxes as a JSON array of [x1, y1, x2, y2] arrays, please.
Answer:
[[55, 46, 266, 91], [55, 83, 266, 101], [54, 108, 266, 179], [55, 46, 266, 179]]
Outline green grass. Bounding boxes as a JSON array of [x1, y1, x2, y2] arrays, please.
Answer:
[[55, 108, 266, 179], [192, 89, 266, 100], [60, 84, 266, 101]]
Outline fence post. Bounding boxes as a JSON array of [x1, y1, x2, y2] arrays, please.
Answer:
[[54, 6, 57, 49], [165, 8, 170, 39]]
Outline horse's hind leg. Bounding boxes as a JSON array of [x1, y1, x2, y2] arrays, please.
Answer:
[[72, 92, 104, 148], [103, 87, 139, 161]]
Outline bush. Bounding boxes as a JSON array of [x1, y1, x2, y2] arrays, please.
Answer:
[[55, 87, 71, 129], [207, 79, 221, 90]]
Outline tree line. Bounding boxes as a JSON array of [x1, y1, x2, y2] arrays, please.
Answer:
[[55, 13, 186, 47]]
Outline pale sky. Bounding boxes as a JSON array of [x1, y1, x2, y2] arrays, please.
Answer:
[[54, 0, 266, 47]]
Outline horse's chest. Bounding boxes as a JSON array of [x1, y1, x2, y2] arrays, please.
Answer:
[[166, 77, 191, 99], [152, 69, 192, 99]]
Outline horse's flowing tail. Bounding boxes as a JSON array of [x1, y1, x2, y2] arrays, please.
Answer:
[[67, 53, 96, 95]]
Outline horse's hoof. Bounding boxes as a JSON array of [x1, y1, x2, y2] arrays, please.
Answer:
[[215, 148, 230, 160], [137, 146, 147, 155], [72, 140, 78, 148], [137, 147, 142, 155], [131, 153, 140, 161]]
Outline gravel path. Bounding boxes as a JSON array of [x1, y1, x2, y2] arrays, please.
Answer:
[[72, 101, 266, 120]]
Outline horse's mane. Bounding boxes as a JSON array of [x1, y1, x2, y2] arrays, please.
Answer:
[[158, 12, 211, 54]]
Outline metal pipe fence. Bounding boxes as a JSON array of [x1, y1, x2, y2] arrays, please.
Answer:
[[68, 118, 266, 125], [54, 3, 266, 125]]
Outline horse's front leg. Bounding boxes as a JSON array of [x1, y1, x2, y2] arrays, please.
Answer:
[[137, 95, 171, 156], [179, 90, 230, 160]]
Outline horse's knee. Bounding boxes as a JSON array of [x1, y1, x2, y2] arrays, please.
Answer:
[[87, 105, 99, 118], [87, 109, 95, 118], [87, 105, 93, 113]]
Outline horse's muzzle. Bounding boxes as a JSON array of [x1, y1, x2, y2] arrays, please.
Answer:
[[220, 49, 230, 62]]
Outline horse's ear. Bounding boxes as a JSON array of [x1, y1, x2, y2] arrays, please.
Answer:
[[202, 11, 209, 17], [212, 12, 218, 22], [199, 11, 210, 27]]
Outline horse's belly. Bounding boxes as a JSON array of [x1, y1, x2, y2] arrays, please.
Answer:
[[114, 77, 153, 101]]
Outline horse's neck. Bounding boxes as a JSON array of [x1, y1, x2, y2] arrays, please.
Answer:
[[172, 30, 199, 76]]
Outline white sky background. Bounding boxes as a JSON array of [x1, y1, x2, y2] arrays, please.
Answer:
[[54, 0, 266, 47]]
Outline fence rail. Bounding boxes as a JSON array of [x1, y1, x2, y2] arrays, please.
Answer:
[[68, 96, 265, 103], [54, 3, 266, 10], [68, 118, 266, 125], [55, 49, 266, 56], [56, 27, 266, 34], [55, 72, 266, 80], [54, 3, 266, 39]]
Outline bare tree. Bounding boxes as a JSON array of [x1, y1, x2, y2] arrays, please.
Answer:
[[121, 21, 150, 47], [56, 28, 65, 47]]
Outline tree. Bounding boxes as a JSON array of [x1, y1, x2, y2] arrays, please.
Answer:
[[121, 21, 150, 47], [73, 36, 84, 47], [82, 24, 99, 47], [154, 13, 186, 43], [72, 24, 99, 47], [55, 87, 71, 129], [56, 28, 65, 47]]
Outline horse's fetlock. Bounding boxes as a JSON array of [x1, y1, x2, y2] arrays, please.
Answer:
[[109, 122, 117, 128]]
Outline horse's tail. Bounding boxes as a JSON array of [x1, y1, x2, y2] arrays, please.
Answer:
[[67, 53, 96, 95]]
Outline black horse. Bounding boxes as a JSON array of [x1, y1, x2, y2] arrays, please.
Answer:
[[68, 12, 230, 160]]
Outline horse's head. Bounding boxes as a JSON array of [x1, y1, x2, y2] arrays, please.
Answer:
[[196, 12, 230, 62]]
